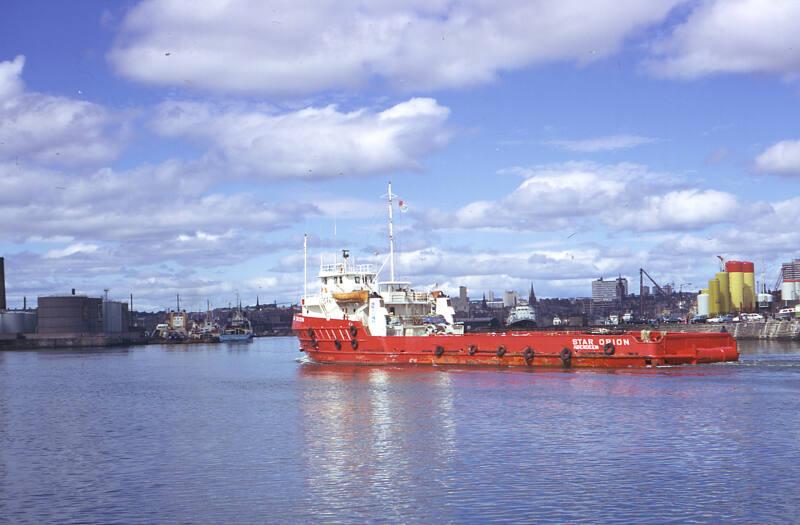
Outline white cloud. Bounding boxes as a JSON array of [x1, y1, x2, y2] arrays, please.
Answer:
[[44, 243, 99, 259], [0, 160, 317, 243], [0, 55, 126, 166], [424, 162, 739, 232], [0, 55, 24, 100], [653, 196, 800, 276], [151, 98, 451, 178], [546, 134, 657, 152], [647, 0, 800, 78], [609, 189, 739, 231], [109, 0, 682, 94], [754, 140, 800, 176]]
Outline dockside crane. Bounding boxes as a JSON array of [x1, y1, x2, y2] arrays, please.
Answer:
[[639, 268, 667, 318]]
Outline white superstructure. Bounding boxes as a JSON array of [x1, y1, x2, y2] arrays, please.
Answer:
[[506, 304, 536, 325], [301, 249, 462, 337], [301, 183, 462, 337]]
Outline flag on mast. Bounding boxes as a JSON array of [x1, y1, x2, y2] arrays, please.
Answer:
[[398, 199, 408, 213]]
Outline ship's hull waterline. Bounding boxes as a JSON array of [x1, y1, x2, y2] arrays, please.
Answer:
[[293, 316, 739, 368]]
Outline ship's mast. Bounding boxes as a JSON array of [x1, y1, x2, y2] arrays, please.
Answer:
[[303, 233, 308, 301], [387, 181, 395, 282]]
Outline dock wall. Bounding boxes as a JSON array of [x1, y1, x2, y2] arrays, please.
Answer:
[[0, 331, 148, 350], [656, 320, 800, 340]]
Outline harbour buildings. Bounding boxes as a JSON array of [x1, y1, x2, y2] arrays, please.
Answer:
[[37, 295, 104, 334], [781, 259, 800, 304], [591, 277, 628, 303]]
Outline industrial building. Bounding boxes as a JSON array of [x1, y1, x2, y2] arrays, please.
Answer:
[[502, 290, 518, 307], [592, 277, 627, 303], [0, 256, 5, 311], [37, 295, 104, 334], [781, 259, 800, 304], [103, 300, 130, 333], [0, 257, 38, 336]]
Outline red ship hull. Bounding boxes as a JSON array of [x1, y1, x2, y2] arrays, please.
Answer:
[[292, 315, 739, 368]]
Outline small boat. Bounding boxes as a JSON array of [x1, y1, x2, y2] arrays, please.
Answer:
[[188, 303, 221, 342], [505, 304, 537, 330], [219, 305, 254, 342]]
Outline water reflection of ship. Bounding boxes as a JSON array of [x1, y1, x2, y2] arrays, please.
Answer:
[[297, 364, 456, 517]]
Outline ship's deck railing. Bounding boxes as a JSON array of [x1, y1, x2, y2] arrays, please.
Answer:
[[383, 291, 429, 303], [319, 263, 375, 274]]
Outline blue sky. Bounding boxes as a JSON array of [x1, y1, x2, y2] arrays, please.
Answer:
[[1, 0, 799, 311]]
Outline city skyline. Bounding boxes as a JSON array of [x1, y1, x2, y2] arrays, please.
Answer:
[[2, 0, 800, 310]]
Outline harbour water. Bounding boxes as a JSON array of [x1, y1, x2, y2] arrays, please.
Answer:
[[2, 339, 799, 524]]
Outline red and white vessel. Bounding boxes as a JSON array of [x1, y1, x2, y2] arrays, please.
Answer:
[[293, 184, 738, 368]]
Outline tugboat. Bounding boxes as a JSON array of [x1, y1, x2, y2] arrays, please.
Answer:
[[292, 183, 738, 368], [219, 303, 254, 342], [188, 301, 221, 343]]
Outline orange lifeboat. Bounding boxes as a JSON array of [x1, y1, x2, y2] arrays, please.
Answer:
[[332, 290, 369, 303]]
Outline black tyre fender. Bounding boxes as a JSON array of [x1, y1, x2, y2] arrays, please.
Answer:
[[522, 346, 534, 362], [603, 342, 615, 356], [349, 325, 358, 338], [468, 345, 478, 356], [434, 345, 445, 357], [496, 345, 506, 358], [306, 328, 314, 339], [560, 347, 572, 364], [334, 340, 342, 350], [351, 339, 359, 350]]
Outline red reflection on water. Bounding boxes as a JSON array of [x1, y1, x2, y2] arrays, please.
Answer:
[[297, 361, 741, 400]]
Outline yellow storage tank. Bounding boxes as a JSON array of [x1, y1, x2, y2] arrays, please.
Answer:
[[715, 271, 731, 314], [708, 279, 721, 316], [726, 261, 745, 312], [742, 261, 755, 313]]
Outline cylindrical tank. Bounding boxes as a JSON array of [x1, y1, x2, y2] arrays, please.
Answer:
[[726, 261, 745, 312], [707, 278, 720, 315], [697, 293, 710, 316], [715, 271, 730, 314], [742, 261, 755, 312], [783, 281, 797, 302], [0, 311, 37, 334]]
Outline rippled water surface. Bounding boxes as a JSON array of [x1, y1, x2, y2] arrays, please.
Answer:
[[2, 338, 800, 524]]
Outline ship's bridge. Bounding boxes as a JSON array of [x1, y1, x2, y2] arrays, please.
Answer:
[[378, 281, 428, 304], [318, 251, 377, 295]]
